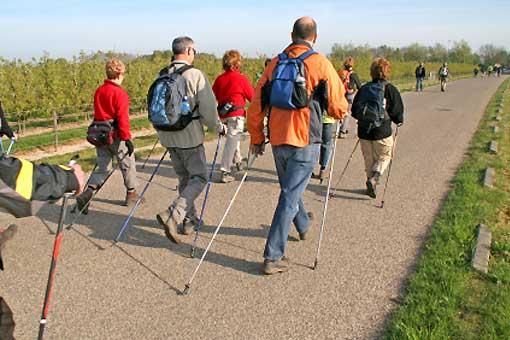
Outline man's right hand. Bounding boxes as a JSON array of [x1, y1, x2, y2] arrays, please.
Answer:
[[70, 164, 85, 195], [250, 143, 265, 156]]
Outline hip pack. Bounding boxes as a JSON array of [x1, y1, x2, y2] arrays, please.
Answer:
[[86, 120, 115, 147]]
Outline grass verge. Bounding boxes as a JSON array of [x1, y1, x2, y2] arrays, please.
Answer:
[[384, 79, 510, 339]]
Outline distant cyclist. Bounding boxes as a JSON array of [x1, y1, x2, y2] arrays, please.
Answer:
[[438, 62, 449, 92]]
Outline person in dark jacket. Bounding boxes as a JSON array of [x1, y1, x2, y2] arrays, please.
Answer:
[[415, 62, 426, 92], [212, 50, 254, 183], [352, 58, 404, 198], [0, 155, 84, 339], [0, 101, 16, 145]]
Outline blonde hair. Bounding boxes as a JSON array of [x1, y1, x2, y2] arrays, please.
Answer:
[[222, 50, 242, 71], [105, 59, 125, 79], [370, 58, 391, 80]]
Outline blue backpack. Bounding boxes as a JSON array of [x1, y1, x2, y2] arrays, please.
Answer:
[[351, 81, 390, 132], [147, 65, 199, 131], [268, 50, 317, 110]]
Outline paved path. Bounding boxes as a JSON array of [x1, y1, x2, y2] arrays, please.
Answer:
[[0, 76, 506, 339]]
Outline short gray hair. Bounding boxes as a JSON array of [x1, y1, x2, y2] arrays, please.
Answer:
[[172, 36, 194, 55]]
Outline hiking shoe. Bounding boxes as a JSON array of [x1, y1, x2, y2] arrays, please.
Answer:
[[124, 190, 145, 207], [366, 171, 381, 198], [181, 216, 199, 235], [76, 187, 94, 214], [263, 256, 290, 275], [156, 209, 181, 244], [220, 171, 235, 183], [366, 179, 376, 199]]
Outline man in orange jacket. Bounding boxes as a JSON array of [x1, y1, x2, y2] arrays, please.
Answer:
[[248, 16, 348, 274]]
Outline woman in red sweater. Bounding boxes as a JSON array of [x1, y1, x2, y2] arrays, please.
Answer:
[[212, 50, 254, 183], [76, 59, 141, 211]]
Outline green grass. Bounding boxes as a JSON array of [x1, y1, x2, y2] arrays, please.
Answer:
[[385, 79, 510, 339]]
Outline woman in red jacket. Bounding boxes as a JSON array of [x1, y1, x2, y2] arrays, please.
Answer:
[[76, 59, 141, 211], [212, 50, 254, 183]]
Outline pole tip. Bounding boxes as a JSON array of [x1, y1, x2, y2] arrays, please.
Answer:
[[182, 284, 191, 295], [312, 259, 318, 270]]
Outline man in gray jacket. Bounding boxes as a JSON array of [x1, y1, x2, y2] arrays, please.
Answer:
[[156, 36, 225, 244]]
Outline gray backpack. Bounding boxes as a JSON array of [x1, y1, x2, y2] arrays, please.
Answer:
[[147, 65, 199, 131]]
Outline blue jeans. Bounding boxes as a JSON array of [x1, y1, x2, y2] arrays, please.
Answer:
[[319, 123, 334, 169], [416, 77, 424, 91], [264, 144, 320, 260]]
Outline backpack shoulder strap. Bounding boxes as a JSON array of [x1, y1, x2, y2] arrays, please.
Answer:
[[297, 50, 317, 61], [174, 64, 194, 75], [277, 52, 289, 61]]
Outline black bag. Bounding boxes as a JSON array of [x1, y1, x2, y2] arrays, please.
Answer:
[[351, 81, 390, 133], [86, 120, 115, 147], [217, 102, 243, 118]]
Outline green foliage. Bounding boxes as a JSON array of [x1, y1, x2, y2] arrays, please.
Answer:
[[0, 48, 476, 125]]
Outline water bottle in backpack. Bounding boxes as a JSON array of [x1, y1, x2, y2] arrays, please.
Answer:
[[181, 96, 191, 114], [266, 50, 317, 110], [147, 65, 199, 131]]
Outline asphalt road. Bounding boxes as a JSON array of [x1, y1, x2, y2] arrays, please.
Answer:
[[0, 76, 506, 340]]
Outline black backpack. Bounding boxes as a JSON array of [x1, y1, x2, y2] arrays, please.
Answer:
[[352, 81, 390, 132]]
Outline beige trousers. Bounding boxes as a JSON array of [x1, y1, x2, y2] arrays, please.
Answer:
[[360, 136, 394, 178], [220, 117, 244, 173]]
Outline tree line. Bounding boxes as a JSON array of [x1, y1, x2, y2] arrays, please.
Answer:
[[0, 42, 491, 123], [330, 41, 510, 67]]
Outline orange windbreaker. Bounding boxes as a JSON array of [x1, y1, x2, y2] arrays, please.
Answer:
[[247, 43, 348, 147]]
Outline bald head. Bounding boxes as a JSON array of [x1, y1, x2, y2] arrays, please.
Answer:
[[292, 16, 317, 42]]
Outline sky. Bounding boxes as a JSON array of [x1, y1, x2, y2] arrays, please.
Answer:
[[1, 0, 509, 60]]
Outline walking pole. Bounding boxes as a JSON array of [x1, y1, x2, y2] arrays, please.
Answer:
[[190, 135, 222, 258], [379, 125, 400, 209], [6, 138, 15, 155], [183, 153, 257, 295], [329, 139, 360, 199], [66, 154, 128, 230], [313, 122, 341, 270], [114, 150, 169, 243], [141, 138, 159, 170], [37, 192, 72, 340]]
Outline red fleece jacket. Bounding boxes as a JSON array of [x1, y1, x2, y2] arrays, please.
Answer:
[[212, 70, 254, 118], [93, 80, 131, 140]]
